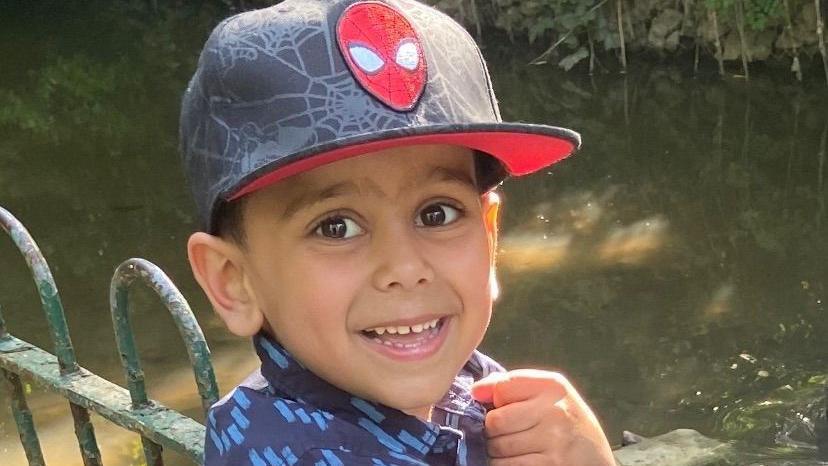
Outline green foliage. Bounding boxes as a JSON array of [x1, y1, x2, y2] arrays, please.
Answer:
[[0, 56, 124, 137], [558, 46, 589, 70], [0, 90, 50, 132], [706, 0, 783, 30], [0, 2, 215, 143], [744, 0, 783, 30], [483, 0, 614, 69], [493, 0, 605, 45], [429, 0, 822, 73]]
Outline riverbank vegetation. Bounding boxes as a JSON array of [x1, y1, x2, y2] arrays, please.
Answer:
[[7, 0, 827, 83], [89, 0, 828, 83], [427, 0, 828, 83], [2, 0, 826, 141]]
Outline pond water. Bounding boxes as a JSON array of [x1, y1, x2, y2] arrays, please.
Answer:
[[1, 3, 827, 465]]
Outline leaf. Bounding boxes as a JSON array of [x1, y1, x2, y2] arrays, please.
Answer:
[[528, 17, 555, 44], [558, 46, 589, 71], [559, 12, 580, 30], [603, 30, 620, 50]]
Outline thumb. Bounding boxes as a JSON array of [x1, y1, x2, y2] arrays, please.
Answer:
[[471, 372, 509, 405]]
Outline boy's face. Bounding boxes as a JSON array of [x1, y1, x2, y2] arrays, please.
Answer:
[[230, 145, 497, 417]]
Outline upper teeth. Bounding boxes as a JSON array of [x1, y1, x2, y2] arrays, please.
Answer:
[[368, 318, 440, 336]]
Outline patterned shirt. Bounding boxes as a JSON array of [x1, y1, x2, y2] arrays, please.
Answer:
[[204, 333, 505, 465]]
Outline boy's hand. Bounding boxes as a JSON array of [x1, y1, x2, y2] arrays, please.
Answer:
[[471, 369, 616, 466]]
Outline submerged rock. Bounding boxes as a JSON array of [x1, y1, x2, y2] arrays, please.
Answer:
[[722, 29, 777, 62], [614, 429, 733, 466], [648, 9, 684, 51]]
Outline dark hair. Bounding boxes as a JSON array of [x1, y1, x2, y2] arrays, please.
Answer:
[[214, 197, 248, 245], [212, 152, 505, 244], [474, 151, 507, 192]]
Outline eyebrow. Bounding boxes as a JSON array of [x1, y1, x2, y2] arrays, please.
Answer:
[[280, 165, 477, 221], [280, 180, 366, 220], [422, 166, 476, 189]]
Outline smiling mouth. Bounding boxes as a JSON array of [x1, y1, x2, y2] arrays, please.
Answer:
[[363, 318, 441, 338], [359, 317, 448, 357]]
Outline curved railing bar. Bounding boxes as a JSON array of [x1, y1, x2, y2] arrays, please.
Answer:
[[109, 258, 219, 415], [0, 206, 103, 465], [110, 258, 219, 465], [1, 207, 78, 374]]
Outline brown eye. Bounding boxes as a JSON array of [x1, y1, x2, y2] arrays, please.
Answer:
[[416, 203, 461, 227], [314, 216, 363, 239]]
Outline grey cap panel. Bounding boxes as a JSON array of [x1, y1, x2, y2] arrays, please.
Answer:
[[180, 0, 556, 231]]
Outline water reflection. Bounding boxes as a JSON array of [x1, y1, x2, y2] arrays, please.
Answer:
[[498, 185, 669, 274], [487, 45, 828, 461], [498, 212, 668, 272], [499, 232, 572, 272], [597, 216, 667, 265], [702, 284, 736, 319]]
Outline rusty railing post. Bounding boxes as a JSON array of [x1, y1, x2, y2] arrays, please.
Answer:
[[0, 207, 103, 466], [0, 304, 46, 466], [110, 258, 220, 466]]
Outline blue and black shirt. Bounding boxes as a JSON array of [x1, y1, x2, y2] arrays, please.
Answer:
[[205, 333, 505, 465]]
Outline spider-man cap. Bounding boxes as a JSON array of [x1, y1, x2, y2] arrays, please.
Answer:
[[180, 0, 581, 233]]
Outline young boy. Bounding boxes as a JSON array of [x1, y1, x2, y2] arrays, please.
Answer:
[[180, 0, 616, 464]]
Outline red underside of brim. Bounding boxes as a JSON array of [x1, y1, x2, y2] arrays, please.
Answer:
[[229, 131, 575, 200]]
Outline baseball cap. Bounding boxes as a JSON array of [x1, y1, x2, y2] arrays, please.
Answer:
[[180, 0, 581, 233]]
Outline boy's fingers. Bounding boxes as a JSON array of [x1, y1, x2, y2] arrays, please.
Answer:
[[473, 369, 570, 408], [470, 372, 510, 404], [486, 428, 549, 459], [484, 399, 550, 438]]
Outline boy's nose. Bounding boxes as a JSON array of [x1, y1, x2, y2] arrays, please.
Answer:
[[371, 230, 435, 291]]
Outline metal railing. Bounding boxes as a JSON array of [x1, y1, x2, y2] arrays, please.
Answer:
[[0, 206, 217, 465]]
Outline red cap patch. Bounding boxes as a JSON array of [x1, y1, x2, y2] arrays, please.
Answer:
[[337, 1, 427, 111]]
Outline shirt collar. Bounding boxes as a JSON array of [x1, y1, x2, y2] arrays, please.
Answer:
[[253, 332, 488, 457]]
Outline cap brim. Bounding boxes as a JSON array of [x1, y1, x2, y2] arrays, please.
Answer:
[[227, 123, 580, 201]]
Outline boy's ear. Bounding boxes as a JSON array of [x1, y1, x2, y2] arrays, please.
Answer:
[[482, 191, 500, 257], [482, 191, 501, 300], [187, 232, 264, 337]]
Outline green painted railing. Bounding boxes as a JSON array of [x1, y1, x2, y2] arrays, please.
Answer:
[[0, 206, 217, 465]]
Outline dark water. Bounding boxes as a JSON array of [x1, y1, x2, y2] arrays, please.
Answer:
[[1, 3, 827, 465]]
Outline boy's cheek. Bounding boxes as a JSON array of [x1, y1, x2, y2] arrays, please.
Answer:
[[445, 239, 496, 300]]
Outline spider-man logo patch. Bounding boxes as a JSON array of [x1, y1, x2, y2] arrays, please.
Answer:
[[337, 1, 428, 111]]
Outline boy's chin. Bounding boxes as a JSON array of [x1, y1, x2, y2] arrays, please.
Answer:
[[362, 377, 455, 417]]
